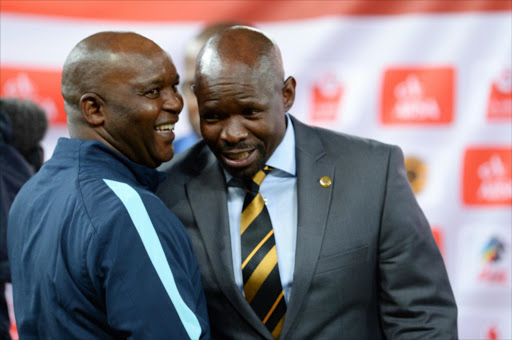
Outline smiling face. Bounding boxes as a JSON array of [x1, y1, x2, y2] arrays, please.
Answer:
[[194, 28, 295, 178], [100, 45, 183, 168], [196, 68, 288, 177], [62, 32, 184, 168]]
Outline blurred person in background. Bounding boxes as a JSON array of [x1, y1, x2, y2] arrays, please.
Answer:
[[173, 22, 247, 155], [7, 32, 209, 339], [157, 26, 457, 339], [0, 97, 48, 340], [0, 98, 48, 172]]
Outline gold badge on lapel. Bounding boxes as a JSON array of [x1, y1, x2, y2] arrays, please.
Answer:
[[319, 176, 332, 188]]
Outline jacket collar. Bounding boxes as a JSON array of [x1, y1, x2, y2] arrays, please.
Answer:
[[53, 138, 166, 192]]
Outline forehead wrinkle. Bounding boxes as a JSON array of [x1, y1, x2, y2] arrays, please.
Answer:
[[198, 56, 281, 98], [113, 50, 175, 86], [199, 87, 238, 104], [200, 81, 257, 101]]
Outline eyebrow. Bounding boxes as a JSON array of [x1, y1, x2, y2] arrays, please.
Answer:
[[136, 73, 180, 88]]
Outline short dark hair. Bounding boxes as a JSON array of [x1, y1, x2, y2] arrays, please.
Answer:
[[0, 97, 48, 170]]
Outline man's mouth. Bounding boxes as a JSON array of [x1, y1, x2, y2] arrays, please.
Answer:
[[226, 151, 249, 160], [221, 149, 257, 169], [155, 123, 175, 132]]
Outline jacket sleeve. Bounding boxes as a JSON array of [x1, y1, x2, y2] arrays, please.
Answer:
[[378, 145, 458, 339], [90, 181, 209, 339]]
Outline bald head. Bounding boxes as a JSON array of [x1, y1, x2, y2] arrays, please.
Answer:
[[59, 31, 183, 168], [183, 22, 248, 137], [195, 26, 285, 90], [185, 22, 248, 80], [61, 32, 166, 132]]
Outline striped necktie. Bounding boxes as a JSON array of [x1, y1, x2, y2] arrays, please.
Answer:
[[241, 166, 286, 339]]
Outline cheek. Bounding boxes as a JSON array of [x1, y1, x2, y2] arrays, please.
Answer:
[[133, 104, 163, 132], [252, 121, 276, 142], [200, 124, 219, 144], [141, 102, 159, 117], [259, 118, 285, 150]]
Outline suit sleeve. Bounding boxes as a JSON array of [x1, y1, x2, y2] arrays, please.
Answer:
[[88, 185, 209, 340], [378, 145, 458, 339]]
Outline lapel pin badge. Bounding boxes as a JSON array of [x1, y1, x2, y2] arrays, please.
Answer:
[[319, 176, 332, 188]]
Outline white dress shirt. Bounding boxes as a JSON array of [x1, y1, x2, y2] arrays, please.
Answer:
[[224, 114, 297, 303]]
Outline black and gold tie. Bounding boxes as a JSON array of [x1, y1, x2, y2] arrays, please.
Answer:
[[241, 166, 286, 339]]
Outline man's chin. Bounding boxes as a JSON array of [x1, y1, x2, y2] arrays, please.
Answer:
[[217, 147, 266, 178], [160, 145, 175, 161], [223, 164, 259, 179], [150, 149, 174, 169]]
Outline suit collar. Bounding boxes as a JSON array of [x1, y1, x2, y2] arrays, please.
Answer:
[[280, 116, 335, 339]]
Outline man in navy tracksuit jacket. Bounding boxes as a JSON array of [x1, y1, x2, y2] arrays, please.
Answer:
[[7, 32, 210, 339]]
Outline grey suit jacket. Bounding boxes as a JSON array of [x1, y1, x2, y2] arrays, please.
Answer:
[[157, 115, 457, 340]]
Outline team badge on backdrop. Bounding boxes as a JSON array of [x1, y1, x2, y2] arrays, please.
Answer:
[[404, 156, 428, 195]]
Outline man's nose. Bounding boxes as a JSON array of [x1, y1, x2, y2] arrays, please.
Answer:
[[162, 89, 184, 114], [220, 117, 248, 144]]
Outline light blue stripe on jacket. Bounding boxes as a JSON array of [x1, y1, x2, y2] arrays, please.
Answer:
[[104, 179, 201, 340]]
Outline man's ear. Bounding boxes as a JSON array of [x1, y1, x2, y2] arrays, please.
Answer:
[[79, 93, 106, 126], [283, 76, 296, 112]]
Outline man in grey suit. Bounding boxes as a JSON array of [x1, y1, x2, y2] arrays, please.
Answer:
[[157, 26, 457, 339]]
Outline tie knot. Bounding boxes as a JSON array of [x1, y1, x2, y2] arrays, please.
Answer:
[[245, 166, 273, 193]]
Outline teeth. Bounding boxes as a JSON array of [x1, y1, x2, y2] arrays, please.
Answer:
[[155, 123, 175, 131], [227, 152, 249, 160]]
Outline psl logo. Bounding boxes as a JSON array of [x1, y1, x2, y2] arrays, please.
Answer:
[[463, 147, 512, 206], [381, 67, 454, 125], [478, 237, 507, 283]]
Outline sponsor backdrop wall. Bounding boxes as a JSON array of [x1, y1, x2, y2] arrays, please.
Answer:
[[1, 1, 511, 339]]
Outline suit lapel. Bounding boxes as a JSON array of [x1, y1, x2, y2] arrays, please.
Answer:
[[281, 117, 335, 338], [186, 152, 273, 339]]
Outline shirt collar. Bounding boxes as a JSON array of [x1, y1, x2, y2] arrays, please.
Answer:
[[224, 114, 296, 184], [266, 113, 296, 176]]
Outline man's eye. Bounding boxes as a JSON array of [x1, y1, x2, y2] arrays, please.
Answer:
[[242, 108, 259, 116], [201, 112, 220, 122], [146, 88, 160, 98]]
